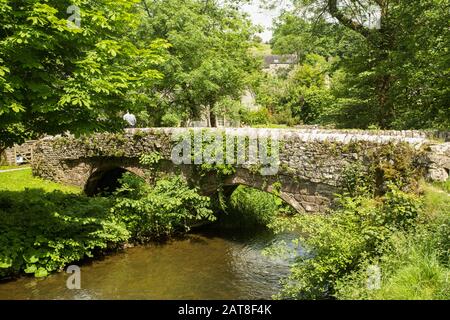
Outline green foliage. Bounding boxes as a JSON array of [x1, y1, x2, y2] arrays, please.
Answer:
[[0, 169, 217, 278], [252, 54, 334, 126], [335, 184, 450, 300], [285, 55, 334, 124], [342, 143, 421, 197], [112, 173, 216, 241], [269, 180, 449, 300], [213, 97, 246, 124], [0, 0, 169, 147], [342, 161, 372, 197], [220, 185, 292, 228], [161, 113, 182, 127], [271, 12, 358, 62], [139, 152, 163, 167], [267, 0, 450, 129], [336, 233, 450, 300], [269, 183, 424, 299], [140, 0, 259, 126], [239, 107, 272, 126], [174, 129, 237, 177], [0, 189, 128, 278]]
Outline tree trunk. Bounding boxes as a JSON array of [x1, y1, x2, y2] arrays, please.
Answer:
[[209, 106, 217, 128], [376, 74, 394, 129], [327, 0, 396, 128], [0, 146, 6, 165]]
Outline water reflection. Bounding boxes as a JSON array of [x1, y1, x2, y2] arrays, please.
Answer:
[[0, 227, 298, 300]]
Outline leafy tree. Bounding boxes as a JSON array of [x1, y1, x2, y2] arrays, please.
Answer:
[[252, 53, 332, 126], [271, 12, 358, 62], [267, 0, 450, 129], [140, 0, 259, 127], [0, 0, 169, 151]]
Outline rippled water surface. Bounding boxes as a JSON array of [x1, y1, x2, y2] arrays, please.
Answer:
[[0, 227, 297, 300]]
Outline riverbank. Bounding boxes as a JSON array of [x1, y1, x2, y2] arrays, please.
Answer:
[[1, 169, 448, 300], [0, 169, 293, 300], [268, 180, 450, 300], [0, 226, 296, 300], [0, 170, 217, 279]]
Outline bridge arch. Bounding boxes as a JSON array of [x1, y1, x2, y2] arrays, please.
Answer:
[[84, 166, 142, 196], [208, 183, 300, 215], [196, 168, 327, 213]]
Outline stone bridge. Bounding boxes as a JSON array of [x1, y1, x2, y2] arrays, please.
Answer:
[[32, 128, 450, 213]]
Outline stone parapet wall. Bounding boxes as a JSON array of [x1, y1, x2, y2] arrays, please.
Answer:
[[32, 128, 450, 213]]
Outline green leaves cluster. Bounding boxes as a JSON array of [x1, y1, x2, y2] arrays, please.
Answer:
[[264, 0, 450, 129], [139, 0, 259, 126], [112, 173, 216, 242], [222, 185, 293, 228], [0, 190, 128, 278], [0, 0, 169, 149], [269, 183, 423, 299], [251, 53, 336, 126], [0, 172, 216, 278], [335, 184, 450, 300]]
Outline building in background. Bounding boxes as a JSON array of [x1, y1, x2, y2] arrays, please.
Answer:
[[263, 54, 297, 75]]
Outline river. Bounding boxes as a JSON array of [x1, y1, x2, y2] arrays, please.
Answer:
[[0, 226, 298, 300]]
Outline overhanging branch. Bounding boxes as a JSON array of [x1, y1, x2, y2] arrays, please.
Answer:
[[327, 0, 372, 38]]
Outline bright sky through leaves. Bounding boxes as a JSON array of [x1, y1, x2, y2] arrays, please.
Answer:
[[242, 1, 289, 42]]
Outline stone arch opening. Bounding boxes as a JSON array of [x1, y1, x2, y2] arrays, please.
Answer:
[[84, 167, 130, 196], [210, 183, 298, 214], [220, 178, 306, 213], [207, 184, 298, 228]]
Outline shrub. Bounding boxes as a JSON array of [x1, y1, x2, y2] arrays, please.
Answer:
[[112, 173, 216, 241], [218, 186, 292, 228], [336, 228, 450, 300], [240, 107, 271, 126], [269, 183, 423, 299], [0, 172, 217, 279], [0, 190, 128, 278], [161, 113, 182, 127]]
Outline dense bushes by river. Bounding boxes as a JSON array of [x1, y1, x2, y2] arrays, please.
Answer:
[[0, 173, 215, 279], [0, 170, 283, 280], [267, 181, 450, 300]]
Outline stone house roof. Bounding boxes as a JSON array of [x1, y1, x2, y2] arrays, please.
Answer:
[[263, 55, 297, 68]]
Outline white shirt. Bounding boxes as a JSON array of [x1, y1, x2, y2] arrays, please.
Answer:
[[123, 112, 137, 127]]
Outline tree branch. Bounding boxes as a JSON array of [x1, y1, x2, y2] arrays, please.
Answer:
[[141, 0, 152, 19], [327, 0, 371, 38], [372, 0, 384, 7]]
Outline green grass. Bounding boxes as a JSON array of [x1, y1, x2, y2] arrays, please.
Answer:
[[0, 168, 81, 193], [375, 184, 449, 300], [432, 180, 450, 194], [372, 245, 449, 300], [335, 182, 450, 300], [422, 183, 450, 220], [0, 165, 30, 171]]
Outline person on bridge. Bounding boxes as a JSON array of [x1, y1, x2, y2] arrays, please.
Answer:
[[123, 111, 137, 128]]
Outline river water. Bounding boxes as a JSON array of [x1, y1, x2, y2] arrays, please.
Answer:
[[0, 227, 298, 300]]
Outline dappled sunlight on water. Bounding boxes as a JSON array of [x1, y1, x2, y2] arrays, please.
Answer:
[[0, 228, 298, 300]]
